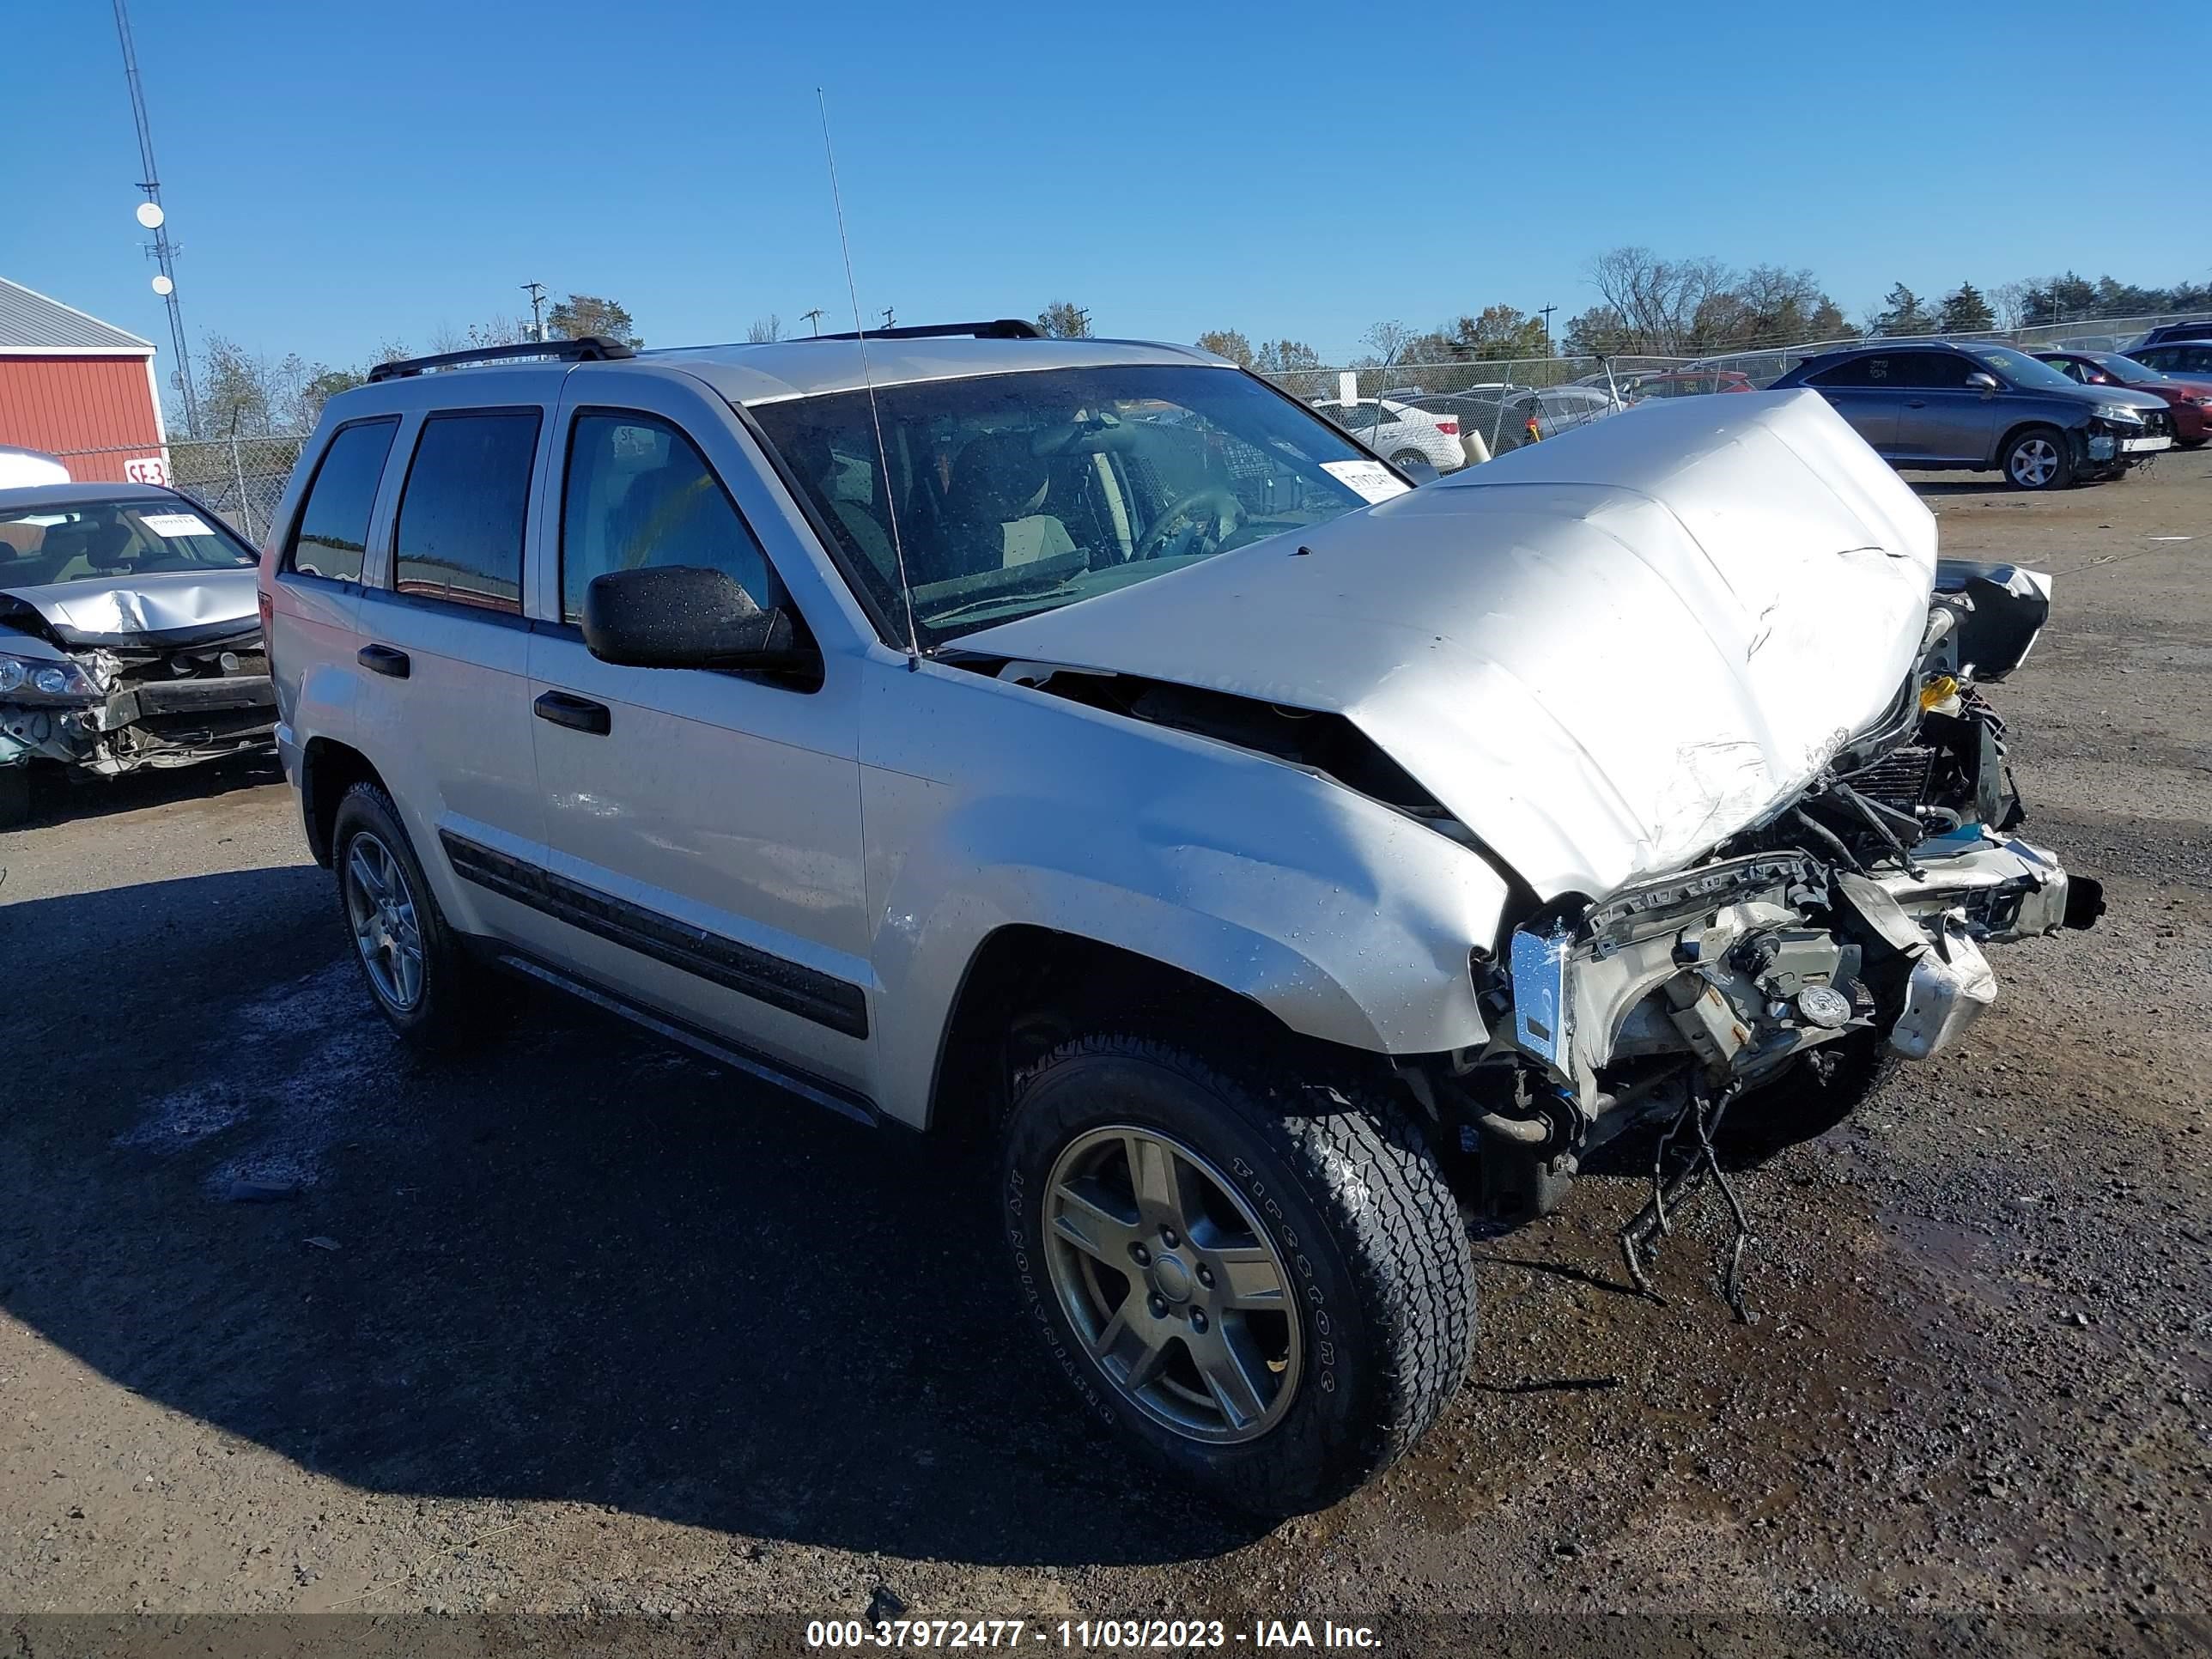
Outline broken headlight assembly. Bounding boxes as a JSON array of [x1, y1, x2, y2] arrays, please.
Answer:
[[0, 651, 101, 705]]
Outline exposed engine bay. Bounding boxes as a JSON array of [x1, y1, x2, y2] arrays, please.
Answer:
[[1397, 559, 2100, 1310]]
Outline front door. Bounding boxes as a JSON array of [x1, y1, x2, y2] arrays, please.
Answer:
[[525, 369, 873, 1101], [1891, 351, 2000, 466]]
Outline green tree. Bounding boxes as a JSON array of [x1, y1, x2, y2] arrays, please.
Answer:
[[1872, 283, 1936, 337], [547, 294, 642, 347], [1251, 338, 1326, 398], [1938, 282, 1995, 334], [1036, 301, 1091, 338], [1448, 305, 1552, 362], [1194, 329, 1254, 367]]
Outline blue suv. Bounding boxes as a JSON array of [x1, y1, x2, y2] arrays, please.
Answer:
[[1771, 341, 2170, 489]]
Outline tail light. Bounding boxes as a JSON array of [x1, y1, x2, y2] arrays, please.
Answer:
[[1434, 419, 1459, 436], [258, 586, 273, 631]]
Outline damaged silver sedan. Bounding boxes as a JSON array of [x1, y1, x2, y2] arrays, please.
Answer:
[[0, 482, 274, 828]]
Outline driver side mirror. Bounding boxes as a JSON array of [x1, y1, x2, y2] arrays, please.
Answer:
[[584, 565, 817, 678], [1965, 371, 1999, 395]]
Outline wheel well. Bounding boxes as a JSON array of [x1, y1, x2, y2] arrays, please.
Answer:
[[927, 926, 1314, 1147], [299, 738, 386, 867]]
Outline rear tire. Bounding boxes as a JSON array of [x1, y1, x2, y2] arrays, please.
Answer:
[[1001, 1033, 1476, 1515], [2002, 426, 2072, 491], [331, 781, 486, 1052]]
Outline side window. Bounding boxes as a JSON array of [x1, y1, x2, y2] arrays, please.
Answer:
[[560, 411, 778, 624], [2187, 348, 2212, 374], [392, 410, 541, 614], [284, 418, 397, 581], [1899, 352, 1976, 390], [1808, 356, 1885, 388], [2048, 358, 2087, 383]]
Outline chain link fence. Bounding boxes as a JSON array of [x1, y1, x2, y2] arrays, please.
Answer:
[[1256, 311, 2208, 405], [52, 434, 306, 545]]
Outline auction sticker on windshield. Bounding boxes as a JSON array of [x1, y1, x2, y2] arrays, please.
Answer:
[[139, 512, 215, 538], [1320, 459, 1413, 503]]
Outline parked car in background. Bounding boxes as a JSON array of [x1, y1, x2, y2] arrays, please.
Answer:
[[1400, 386, 1625, 456], [1771, 341, 2170, 489], [1622, 368, 1756, 400], [2127, 339, 2212, 386], [0, 481, 273, 826], [1310, 396, 1464, 472], [0, 447, 70, 489], [2124, 321, 2212, 353], [2038, 349, 2212, 448]]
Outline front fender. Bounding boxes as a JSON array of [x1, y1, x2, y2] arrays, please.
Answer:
[[858, 659, 1510, 1127]]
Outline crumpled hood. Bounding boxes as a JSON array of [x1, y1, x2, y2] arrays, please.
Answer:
[[0, 568, 260, 650], [963, 391, 1939, 900]]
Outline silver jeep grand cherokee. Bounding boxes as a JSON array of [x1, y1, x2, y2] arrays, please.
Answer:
[[261, 324, 2098, 1515]]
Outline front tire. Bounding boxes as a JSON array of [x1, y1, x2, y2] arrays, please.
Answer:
[[1001, 1034, 1476, 1515], [331, 781, 485, 1051], [2002, 426, 2073, 491]]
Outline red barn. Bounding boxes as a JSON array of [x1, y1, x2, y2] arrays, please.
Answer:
[[0, 276, 168, 485]]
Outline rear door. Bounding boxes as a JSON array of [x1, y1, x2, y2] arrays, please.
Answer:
[[352, 386, 573, 955], [524, 367, 873, 1099], [1892, 350, 1999, 465], [1804, 355, 1899, 454]]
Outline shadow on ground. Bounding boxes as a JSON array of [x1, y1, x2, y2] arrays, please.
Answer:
[[9, 750, 283, 830], [0, 866, 1269, 1570]]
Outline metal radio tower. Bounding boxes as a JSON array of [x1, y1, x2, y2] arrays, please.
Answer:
[[112, 0, 198, 433]]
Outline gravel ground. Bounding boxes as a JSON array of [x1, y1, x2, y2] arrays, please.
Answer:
[[3, 454, 2208, 1655]]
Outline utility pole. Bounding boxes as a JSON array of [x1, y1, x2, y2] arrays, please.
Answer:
[[1538, 303, 1558, 349], [801, 308, 824, 337], [880, 307, 895, 331], [112, 0, 197, 434], [521, 282, 548, 342]]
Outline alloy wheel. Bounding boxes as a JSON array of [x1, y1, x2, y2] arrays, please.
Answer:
[[2009, 436, 2059, 488], [1042, 1124, 1301, 1443], [343, 831, 425, 1012]]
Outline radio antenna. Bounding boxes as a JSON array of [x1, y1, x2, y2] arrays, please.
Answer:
[[817, 88, 921, 671]]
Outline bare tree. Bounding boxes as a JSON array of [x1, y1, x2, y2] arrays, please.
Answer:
[[1360, 319, 1416, 366], [1585, 246, 1731, 355], [747, 314, 785, 343]]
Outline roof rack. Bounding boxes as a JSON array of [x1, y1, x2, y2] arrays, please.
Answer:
[[367, 336, 635, 383], [811, 319, 1043, 343]]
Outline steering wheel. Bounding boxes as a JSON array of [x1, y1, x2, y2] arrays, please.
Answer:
[[1133, 486, 1245, 562]]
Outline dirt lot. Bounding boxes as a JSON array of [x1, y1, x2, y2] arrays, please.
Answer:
[[3, 454, 2209, 1655]]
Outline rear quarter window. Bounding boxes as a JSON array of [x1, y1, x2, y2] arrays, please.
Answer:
[[285, 418, 398, 581]]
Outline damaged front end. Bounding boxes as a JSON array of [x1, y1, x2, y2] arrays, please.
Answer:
[[1417, 562, 2099, 1304], [0, 609, 275, 794]]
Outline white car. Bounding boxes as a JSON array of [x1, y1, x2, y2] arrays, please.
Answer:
[[1310, 397, 1464, 472]]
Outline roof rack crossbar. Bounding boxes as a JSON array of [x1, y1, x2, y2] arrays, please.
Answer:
[[811, 319, 1042, 343], [367, 336, 636, 382]]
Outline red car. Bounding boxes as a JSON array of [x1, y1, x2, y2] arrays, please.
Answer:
[[2036, 350, 2212, 448]]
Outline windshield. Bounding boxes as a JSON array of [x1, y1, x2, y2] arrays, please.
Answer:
[[2094, 354, 2164, 382], [0, 496, 256, 588], [1971, 347, 2084, 392], [752, 364, 1400, 647]]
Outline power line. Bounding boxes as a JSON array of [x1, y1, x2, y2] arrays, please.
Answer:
[[112, 0, 196, 433]]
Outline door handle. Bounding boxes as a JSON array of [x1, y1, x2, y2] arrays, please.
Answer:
[[534, 690, 611, 736], [357, 644, 410, 678], [1905, 399, 1928, 408]]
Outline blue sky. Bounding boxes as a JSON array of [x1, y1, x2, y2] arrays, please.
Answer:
[[5, 0, 2206, 376]]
